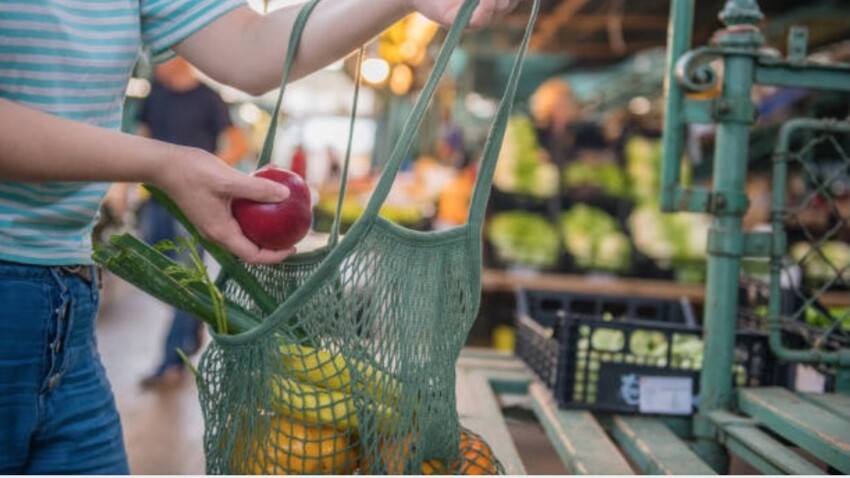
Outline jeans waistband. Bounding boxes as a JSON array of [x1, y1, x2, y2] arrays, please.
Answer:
[[0, 260, 101, 287], [57, 265, 101, 286]]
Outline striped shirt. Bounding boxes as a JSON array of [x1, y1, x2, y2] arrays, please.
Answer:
[[0, 0, 243, 265]]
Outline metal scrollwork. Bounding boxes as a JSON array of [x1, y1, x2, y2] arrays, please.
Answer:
[[674, 47, 722, 94]]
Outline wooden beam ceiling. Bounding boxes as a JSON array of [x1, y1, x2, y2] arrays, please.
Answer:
[[501, 13, 669, 31], [497, 0, 850, 66], [530, 0, 592, 50], [552, 40, 664, 58]]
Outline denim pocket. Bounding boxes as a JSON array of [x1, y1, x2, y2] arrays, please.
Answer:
[[0, 268, 53, 364]]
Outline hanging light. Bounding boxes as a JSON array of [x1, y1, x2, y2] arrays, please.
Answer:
[[238, 103, 264, 124], [629, 96, 652, 115], [361, 58, 391, 85]]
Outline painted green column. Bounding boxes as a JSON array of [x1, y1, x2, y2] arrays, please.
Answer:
[[660, 0, 694, 213], [692, 0, 763, 472]]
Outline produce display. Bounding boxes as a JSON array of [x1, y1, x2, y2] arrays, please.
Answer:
[[560, 204, 631, 272], [584, 327, 705, 367], [790, 240, 850, 286], [315, 194, 427, 231], [488, 118, 710, 278], [624, 135, 665, 204], [563, 157, 629, 198], [804, 306, 850, 331], [232, 166, 313, 250], [493, 115, 558, 197], [487, 211, 560, 268], [629, 206, 710, 265]]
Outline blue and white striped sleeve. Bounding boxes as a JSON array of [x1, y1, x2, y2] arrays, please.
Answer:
[[140, 0, 246, 63]]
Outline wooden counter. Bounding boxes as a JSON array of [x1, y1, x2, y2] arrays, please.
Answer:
[[481, 269, 850, 307]]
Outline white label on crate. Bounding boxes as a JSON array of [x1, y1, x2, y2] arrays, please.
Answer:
[[638, 376, 693, 415]]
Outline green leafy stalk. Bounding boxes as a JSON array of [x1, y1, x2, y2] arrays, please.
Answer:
[[176, 348, 199, 377], [93, 235, 261, 334], [109, 234, 258, 329], [160, 236, 229, 336]]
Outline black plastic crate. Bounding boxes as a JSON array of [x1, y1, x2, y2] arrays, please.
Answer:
[[488, 187, 557, 216], [516, 289, 696, 329], [515, 291, 777, 415]]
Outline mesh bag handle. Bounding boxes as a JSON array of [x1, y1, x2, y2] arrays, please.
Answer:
[[357, 0, 481, 222], [466, 0, 539, 227], [355, 0, 540, 227], [254, 0, 362, 248], [329, 49, 363, 248], [255, 0, 319, 170], [213, 0, 540, 345]]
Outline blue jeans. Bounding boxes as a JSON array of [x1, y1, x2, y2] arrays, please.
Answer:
[[0, 262, 129, 474], [137, 200, 204, 372]]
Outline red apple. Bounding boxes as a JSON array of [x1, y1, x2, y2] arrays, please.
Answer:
[[232, 166, 313, 250]]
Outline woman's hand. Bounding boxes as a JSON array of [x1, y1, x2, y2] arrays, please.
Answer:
[[154, 147, 296, 265], [409, 0, 522, 28]]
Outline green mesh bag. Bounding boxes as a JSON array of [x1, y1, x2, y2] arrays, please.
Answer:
[[96, 0, 539, 474]]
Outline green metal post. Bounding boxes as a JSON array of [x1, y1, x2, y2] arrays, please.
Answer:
[[693, 0, 764, 471], [660, 0, 694, 212]]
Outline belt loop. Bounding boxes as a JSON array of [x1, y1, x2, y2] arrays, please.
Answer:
[[58, 264, 98, 286]]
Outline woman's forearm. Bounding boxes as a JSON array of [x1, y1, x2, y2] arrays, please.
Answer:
[[0, 98, 177, 184], [0, 98, 293, 264], [175, 1, 413, 95]]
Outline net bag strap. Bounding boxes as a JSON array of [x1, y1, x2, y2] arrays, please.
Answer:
[[356, 0, 540, 225], [357, 0, 482, 221], [466, 0, 540, 227], [255, 0, 320, 170], [329, 48, 364, 248]]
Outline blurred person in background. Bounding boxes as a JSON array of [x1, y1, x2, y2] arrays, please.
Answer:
[[531, 78, 580, 169], [135, 56, 248, 389]]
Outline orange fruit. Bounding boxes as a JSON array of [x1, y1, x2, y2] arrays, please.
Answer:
[[421, 459, 447, 475], [366, 431, 497, 475], [233, 417, 358, 475], [378, 434, 416, 474], [458, 431, 497, 475], [316, 425, 359, 474]]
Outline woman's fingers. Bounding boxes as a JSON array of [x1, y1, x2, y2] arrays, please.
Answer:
[[228, 174, 290, 203], [220, 224, 297, 264]]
